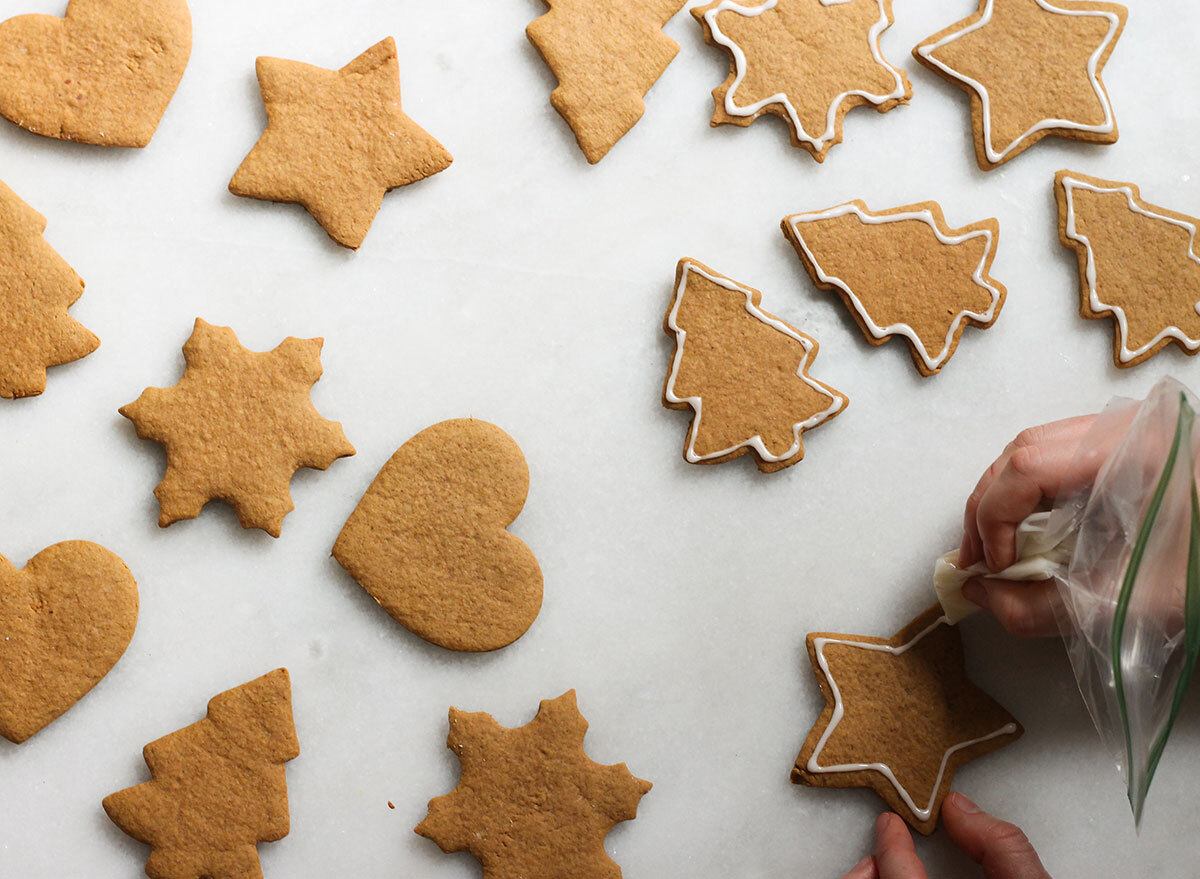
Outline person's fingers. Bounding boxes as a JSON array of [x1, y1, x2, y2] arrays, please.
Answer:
[[959, 417, 1094, 569], [838, 855, 879, 879], [872, 813, 928, 879], [974, 419, 1097, 570], [962, 578, 1059, 638], [942, 793, 1051, 879]]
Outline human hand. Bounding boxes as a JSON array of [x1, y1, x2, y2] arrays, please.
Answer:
[[837, 793, 1051, 878], [958, 416, 1103, 637]]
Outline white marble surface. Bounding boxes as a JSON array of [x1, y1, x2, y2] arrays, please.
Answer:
[[2, 0, 1200, 877]]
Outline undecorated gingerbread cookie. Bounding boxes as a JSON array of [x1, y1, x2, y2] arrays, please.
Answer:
[[0, 0, 191, 147], [692, 0, 911, 161], [0, 541, 137, 743], [333, 419, 542, 653], [0, 179, 98, 399], [229, 37, 452, 250], [1055, 169, 1200, 368], [914, 0, 1127, 170], [782, 200, 1006, 376], [417, 690, 651, 879], [793, 605, 1023, 835], [663, 258, 847, 472], [527, 0, 686, 163], [120, 318, 355, 537]]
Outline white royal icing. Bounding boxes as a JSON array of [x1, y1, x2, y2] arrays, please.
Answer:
[[702, 0, 908, 153], [915, 0, 1122, 165], [807, 614, 1019, 821], [664, 261, 845, 464], [1060, 175, 1200, 364], [784, 204, 1002, 373]]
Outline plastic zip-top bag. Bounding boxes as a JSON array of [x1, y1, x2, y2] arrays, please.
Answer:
[[935, 376, 1200, 826]]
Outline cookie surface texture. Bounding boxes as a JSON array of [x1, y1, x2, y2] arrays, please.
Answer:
[[782, 200, 1005, 376], [103, 669, 299, 879], [0, 541, 137, 743], [0, 180, 98, 399], [526, 0, 686, 163], [914, 0, 1126, 170], [333, 418, 542, 653], [417, 690, 651, 879], [0, 0, 191, 147], [229, 37, 452, 250], [691, 0, 911, 161], [793, 605, 1023, 835], [662, 258, 847, 472], [119, 318, 355, 537], [1055, 170, 1200, 368]]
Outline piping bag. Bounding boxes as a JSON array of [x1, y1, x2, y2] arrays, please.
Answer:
[[934, 376, 1200, 827]]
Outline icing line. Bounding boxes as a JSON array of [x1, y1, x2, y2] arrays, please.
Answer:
[[784, 204, 1002, 372], [807, 614, 1019, 821], [703, 0, 907, 152], [1060, 175, 1200, 363], [916, 0, 1121, 164], [664, 261, 845, 464]]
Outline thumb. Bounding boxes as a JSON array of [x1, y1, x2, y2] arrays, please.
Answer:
[[942, 793, 1051, 879]]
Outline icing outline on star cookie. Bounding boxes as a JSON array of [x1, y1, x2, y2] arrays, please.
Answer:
[[915, 0, 1123, 166], [664, 260, 845, 464], [702, 0, 908, 153], [1059, 173, 1200, 365], [784, 203, 1003, 373], [807, 613, 1019, 821]]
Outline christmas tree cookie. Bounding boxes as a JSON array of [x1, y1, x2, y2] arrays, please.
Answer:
[[662, 258, 847, 472]]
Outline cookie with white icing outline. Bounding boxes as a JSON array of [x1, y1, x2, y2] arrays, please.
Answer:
[[792, 605, 1023, 835], [913, 0, 1127, 171], [1055, 170, 1200, 368], [782, 200, 1006, 376], [691, 0, 911, 162], [662, 258, 847, 472]]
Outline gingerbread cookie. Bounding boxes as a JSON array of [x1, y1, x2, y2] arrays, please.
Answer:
[[333, 419, 542, 653], [120, 318, 355, 537], [1055, 170, 1200, 368], [103, 669, 299, 879], [914, 0, 1127, 171], [0, 541, 137, 743], [229, 37, 452, 250], [0, 180, 98, 399], [663, 259, 847, 472], [0, 0, 191, 147], [527, 0, 686, 163], [692, 0, 911, 161], [793, 606, 1023, 835], [417, 691, 651, 879], [782, 200, 1006, 376]]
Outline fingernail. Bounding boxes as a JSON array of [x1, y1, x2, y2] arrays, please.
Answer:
[[952, 792, 981, 814], [962, 581, 985, 607], [845, 855, 874, 878], [875, 811, 893, 834]]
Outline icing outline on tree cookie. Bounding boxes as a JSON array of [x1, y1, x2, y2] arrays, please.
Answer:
[[915, 0, 1122, 165], [1059, 174, 1200, 364], [784, 204, 1002, 372], [702, 0, 908, 152], [664, 261, 845, 464], [807, 614, 1019, 821]]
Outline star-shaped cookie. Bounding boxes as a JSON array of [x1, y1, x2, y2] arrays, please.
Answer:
[[792, 605, 1023, 834], [120, 319, 355, 537], [229, 37, 452, 250], [692, 0, 911, 161], [417, 691, 651, 879], [0, 179, 98, 399], [914, 0, 1127, 170], [1056, 170, 1200, 368]]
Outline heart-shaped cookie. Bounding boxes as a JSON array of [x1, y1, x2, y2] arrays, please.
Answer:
[[0, 541, 138, 743], [333, 419, 543, 653], [0, 0, 192, 147]]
